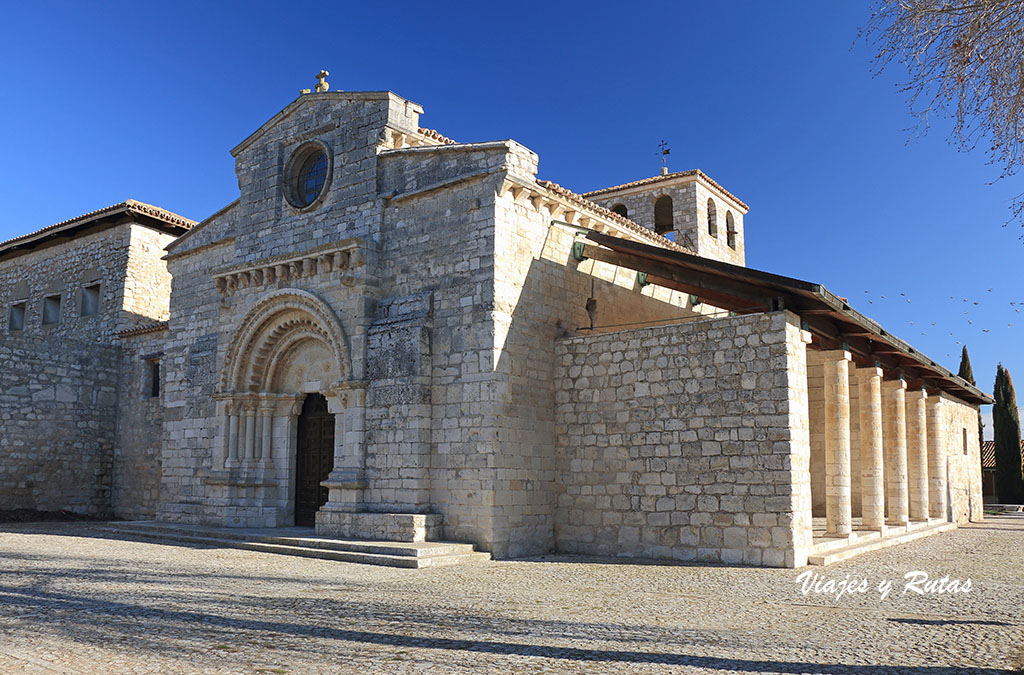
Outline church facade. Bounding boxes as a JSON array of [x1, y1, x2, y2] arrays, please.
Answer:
[[0, 80, 989, 567]]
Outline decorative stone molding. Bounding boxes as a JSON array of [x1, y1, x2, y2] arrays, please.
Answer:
[[213, 239, 366, 297], [325, 380, 368, 411], [218, 288, 352, 393], [381, 126, 457, 150], [498, 176, 690, 254]]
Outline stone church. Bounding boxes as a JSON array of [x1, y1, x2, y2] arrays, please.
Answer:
[[0, 76, 990, 567]]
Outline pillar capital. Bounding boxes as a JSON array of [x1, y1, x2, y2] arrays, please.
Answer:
[[907, 388, 928, 401], [822, 348, 853, 362], [883, 377, 908, 392], [856, 365, 884, 379]]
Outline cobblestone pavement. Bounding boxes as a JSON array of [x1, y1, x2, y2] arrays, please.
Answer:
[[0, 515, 1021, 674]]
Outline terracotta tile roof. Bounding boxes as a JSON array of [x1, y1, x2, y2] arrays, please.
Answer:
[[981, 440, 1024, 469], [0, 199, 195, 253], [537, 179, 694, 254], [117, 321, 169, 338], [417, 127, 457, 145], [582, 169, 749, 211]]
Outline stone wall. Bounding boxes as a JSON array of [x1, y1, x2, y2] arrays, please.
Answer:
[[0, 334, 119, 515], [123, 224, 176, 325], [487, 177, 703, 557], [376, 142, 524, 549], [112, 329, 167, 519], [159, 236, 234, 524], [0, 223, 178, 343], [554, 311, 812, 567], [942, 393, 984, 523], [0, 226, 129, 343]]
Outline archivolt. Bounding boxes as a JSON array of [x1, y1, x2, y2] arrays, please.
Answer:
[[219, 288, 351, 393]]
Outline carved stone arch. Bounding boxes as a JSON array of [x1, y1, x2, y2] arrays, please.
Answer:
[[219, 288, 352, 394]]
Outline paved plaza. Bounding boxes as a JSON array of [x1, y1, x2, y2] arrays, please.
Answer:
[[0, 515, 1021, 674]]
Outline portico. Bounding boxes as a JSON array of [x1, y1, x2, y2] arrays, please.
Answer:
[[805, 348, 958, 563]]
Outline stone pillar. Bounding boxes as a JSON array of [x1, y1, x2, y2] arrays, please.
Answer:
[[824, 350, 852, 536], [216, 399, 233, 468], [259, 401, 275, 469], [243, 400, 257, 465], [320, 381, 369, 514], [927, 395, 948, 520], [228, 406, 241, 465], [883, 379, 909, 525], [906, 389, 929, 521], [856, 366, 885, 530]]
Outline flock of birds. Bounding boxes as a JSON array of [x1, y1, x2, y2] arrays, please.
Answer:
[[856, 288, 1019, 359]]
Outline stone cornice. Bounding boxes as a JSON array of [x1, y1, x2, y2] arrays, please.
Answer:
[[212, 238, 367, 297]]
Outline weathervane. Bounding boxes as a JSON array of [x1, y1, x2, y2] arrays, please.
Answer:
[[658, 140, 671, 175]]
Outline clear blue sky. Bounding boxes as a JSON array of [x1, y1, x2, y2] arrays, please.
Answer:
[[1, 1, 1020, 426]]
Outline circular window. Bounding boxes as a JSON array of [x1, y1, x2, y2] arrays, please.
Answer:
[[285, 143, 331, 209]]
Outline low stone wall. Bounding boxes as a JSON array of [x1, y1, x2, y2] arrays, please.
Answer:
[[0, 335, 119, 515], [553, 311, 811, 567]]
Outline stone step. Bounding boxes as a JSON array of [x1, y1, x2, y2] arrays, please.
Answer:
[[97, 522, 490, 569], [808, 521, 956, 566], [105, 521, 474, 557], [808, 529, 882, 554]]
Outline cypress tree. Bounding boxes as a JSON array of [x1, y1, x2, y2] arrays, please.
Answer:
[[993, 364, 1024, 504], [958, 346, 975, 383], [957, 346, 984, 450]]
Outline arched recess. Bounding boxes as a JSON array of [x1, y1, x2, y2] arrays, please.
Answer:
[[654, 195, 673, 235], [610, 203, 628, 218], [212, 288, 358, 502], [219, 288, 352, 395], [707, 198, 718, 237]]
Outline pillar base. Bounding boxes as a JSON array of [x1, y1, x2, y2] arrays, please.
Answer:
[[315, 510, 443, 542]]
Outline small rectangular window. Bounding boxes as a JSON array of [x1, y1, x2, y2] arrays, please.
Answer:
[[81, 283, 100, 316], [963, 428, 968, 456], [146, 359, 160, 398], [9, 302, 26, 332], [42, 295, 61, 326]]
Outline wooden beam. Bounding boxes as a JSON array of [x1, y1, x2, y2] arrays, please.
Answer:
[[581, 244, 776, 309]]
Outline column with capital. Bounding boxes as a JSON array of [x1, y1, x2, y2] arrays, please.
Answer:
[[243, 398, 258, 468], [259, 398, 276, 469]]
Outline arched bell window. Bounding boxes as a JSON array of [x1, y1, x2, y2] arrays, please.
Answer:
[[654, 195, 673, 236]]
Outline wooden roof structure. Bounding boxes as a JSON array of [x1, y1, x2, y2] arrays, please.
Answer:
[[580, 230, 992, 406]]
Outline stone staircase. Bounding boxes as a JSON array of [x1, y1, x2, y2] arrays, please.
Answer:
[[96, 521, 490, 569], [807, 519, 956, 566]]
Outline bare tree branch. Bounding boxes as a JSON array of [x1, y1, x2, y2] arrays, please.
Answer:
[[862, 0, 1024, 228]]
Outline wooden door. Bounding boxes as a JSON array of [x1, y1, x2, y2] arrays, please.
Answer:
[[294, 393, 334, 527]]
